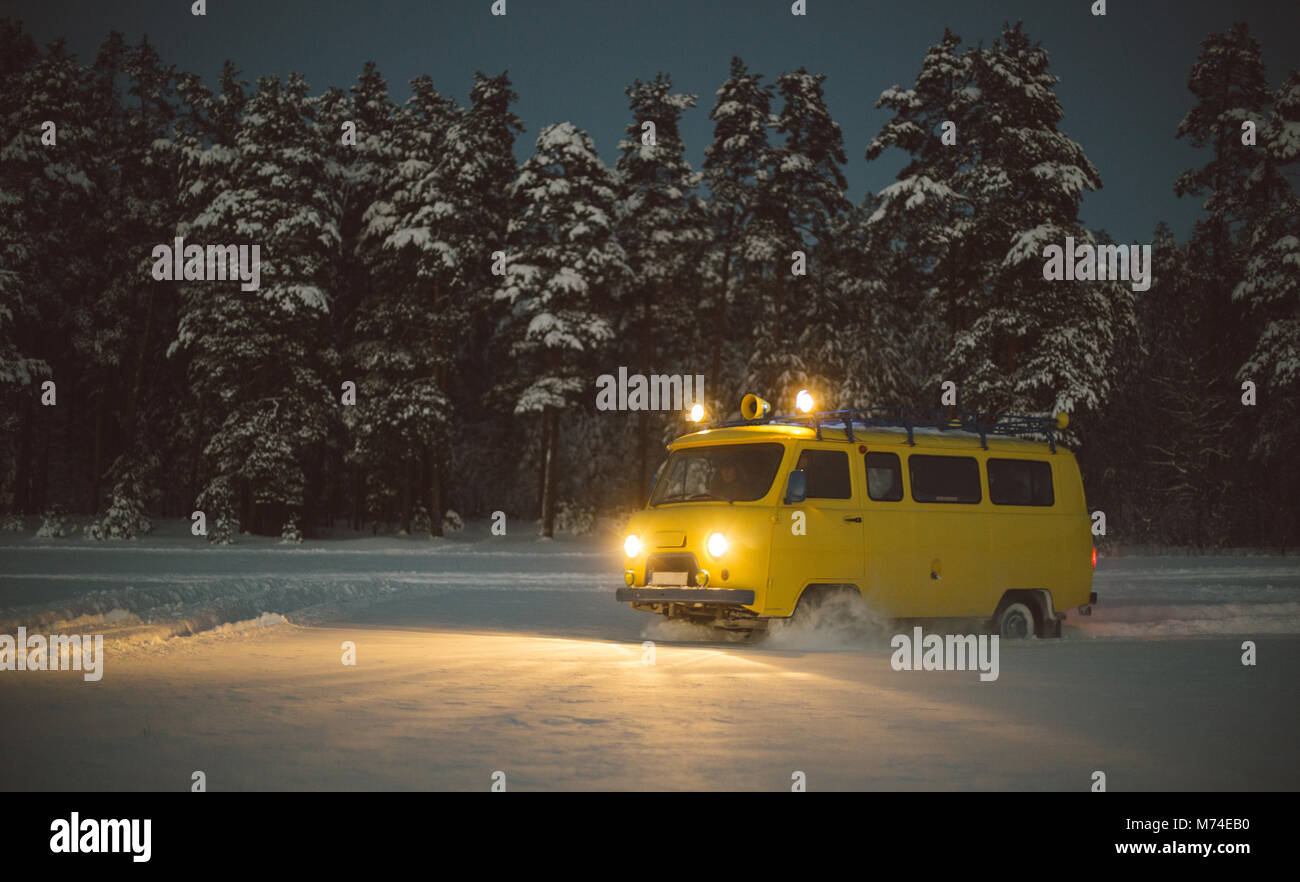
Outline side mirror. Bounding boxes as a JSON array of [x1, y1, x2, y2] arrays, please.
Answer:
[[784, 470, 807, 505]]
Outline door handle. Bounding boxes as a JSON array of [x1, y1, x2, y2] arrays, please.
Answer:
[[843, 516, 862, 523]]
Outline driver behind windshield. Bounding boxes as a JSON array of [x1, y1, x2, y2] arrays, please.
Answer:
[[708, 456, 746, 500]]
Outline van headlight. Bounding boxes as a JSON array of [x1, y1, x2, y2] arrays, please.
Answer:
[[707, 532, 728, 557], [624, 534, 642, 558]]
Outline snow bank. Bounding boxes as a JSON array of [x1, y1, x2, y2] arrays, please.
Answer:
[[0, 574, 400, 638], [2, 533, 1296, 653], [1068, 602, 1300, 638], [0, 523, 619, 649]]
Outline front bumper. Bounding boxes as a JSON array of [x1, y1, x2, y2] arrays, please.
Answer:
[[615, 587, 756, 606]]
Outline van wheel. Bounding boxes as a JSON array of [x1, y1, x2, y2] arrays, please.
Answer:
[[791, 585, 858, 627], [995, 601, 1037, 639], [790, 588, 826, 627]]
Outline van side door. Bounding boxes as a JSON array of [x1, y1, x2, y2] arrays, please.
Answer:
[[986, 456, 1059, 614], [903, 452, 990, 618], [861, 449, 910, 617], [766, 444, 864, 615]]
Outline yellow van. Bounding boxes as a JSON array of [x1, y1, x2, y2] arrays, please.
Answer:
[[616, 399, 1097, 638]]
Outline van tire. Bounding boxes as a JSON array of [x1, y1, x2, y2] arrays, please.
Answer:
[[995, 601, 1037, 640]]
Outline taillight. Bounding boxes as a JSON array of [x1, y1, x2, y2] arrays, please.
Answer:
[[1091, 547, 1097, 569]]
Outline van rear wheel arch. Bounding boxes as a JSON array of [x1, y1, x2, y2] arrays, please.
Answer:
[[992, 590, 1056, 639], [791, 583, 863, 622]]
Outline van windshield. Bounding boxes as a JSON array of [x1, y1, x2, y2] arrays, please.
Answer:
[[651, 443, 785, 505]]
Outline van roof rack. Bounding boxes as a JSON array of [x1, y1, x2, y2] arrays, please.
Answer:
[[719, 406, 1065, 453]]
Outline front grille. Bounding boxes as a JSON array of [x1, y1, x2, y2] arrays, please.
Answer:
[[646, 552, 700, 585]]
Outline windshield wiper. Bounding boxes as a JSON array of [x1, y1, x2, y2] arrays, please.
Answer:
[[654, 492, 733, 506]]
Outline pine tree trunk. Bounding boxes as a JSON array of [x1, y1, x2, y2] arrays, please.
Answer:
[[863, 300, 874, 404], [15, 392, 33, 514], [90, 394, 105, 514], [428, 275, 445, 539], [401, 464, 412, 534], [540, 406, 557, 538], [636, 410, 648, 508], [711, 250, 732, 396], [429, 449, 443, 538], [774, 271, 785, 347], [438, 455, 448, 530], [240, 478, 251, 535], [187, 403, 203, 515], [329, 459, 341, 533], [536, 412, 549, 520], [35, 414, 51, 513], [123, 285, 156, 452], [637, 284, 652, 507], [352, 468, 363, 531]]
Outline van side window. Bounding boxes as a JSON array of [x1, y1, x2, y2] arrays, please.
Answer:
[[908, 455, 981, 504], [987, 458, 1054, 506], [864, 452, 903, 501], [795, 449, 852, 499]]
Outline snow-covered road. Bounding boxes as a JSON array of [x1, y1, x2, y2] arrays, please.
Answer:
[[1, 526, 1297, 790]]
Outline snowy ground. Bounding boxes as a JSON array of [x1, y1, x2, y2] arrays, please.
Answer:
[[1, 520, 1297, 791]]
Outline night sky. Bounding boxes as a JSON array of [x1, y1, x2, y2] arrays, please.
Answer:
[[4, 0, 1298, 243]]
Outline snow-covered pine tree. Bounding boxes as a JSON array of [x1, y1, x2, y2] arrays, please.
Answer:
[[1138, 225, 1237, 546], [498, 122, 628, 537], [772, 69, 850, 245], [350, 72, 459, 535], [426, 72, 522, 524], [1072, 222, 1166, 547], [80, 35, 183, 523], [421, 71, 521, 336], [1174, 22, 1282, 543], [865, 27, 980, 411], [172, 72, 340, 537], [1234, 69, 1300, 448], [745, 67, 850, 407], [1175, 22, 1274, 373], [307, 81, 360, 531], [320, 62, 400, 377], [615, 72, 709, 499], [119, 36, 182, 410], [84, 448, 160, 539], [413, 72, 523, 533], [703, 57, 774, 411], [170, 61, 246, 527], [324, 64, 397, 532], [811, 194, 918, 408], [867, 23, 1136, 424], [865, 26, 975, 364], [0, 35, 105, 515], [1233, 69, 1300, 542], [0, 20, 46, 514], [969, 25, 1135, 420]]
